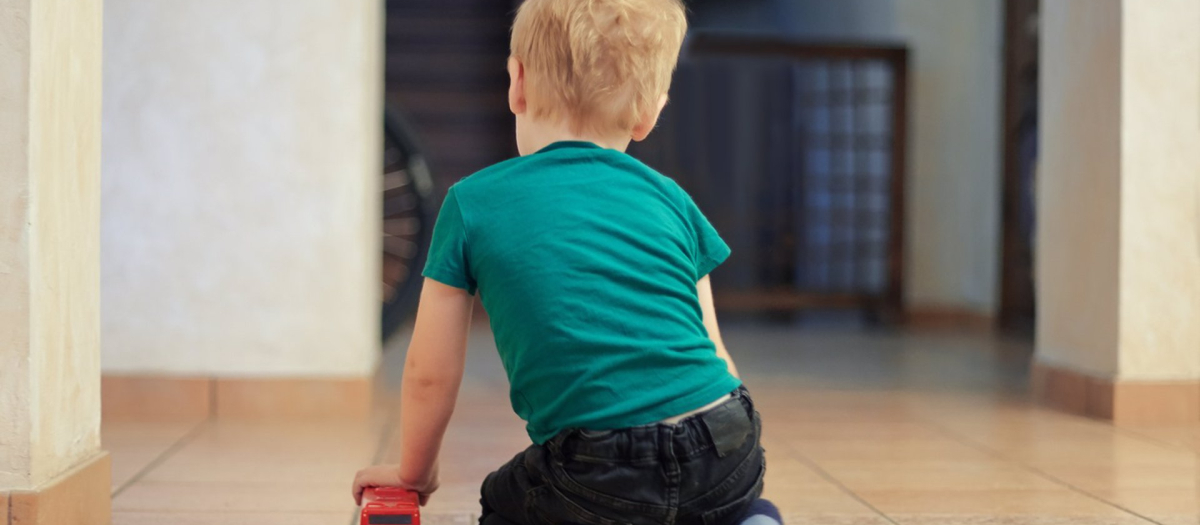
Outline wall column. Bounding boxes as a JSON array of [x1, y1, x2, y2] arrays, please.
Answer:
[[0, 0, 110, 522], [1036, 0, 1200, 424]]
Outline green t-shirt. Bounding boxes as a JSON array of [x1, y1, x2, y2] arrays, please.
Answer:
[[422, 141, 741, 444]]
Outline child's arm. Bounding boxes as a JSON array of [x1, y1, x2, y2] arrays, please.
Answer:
[[352, 278, 474, 506], [697, 275, 739, 378]]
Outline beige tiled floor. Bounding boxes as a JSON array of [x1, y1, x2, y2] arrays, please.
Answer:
[[105, 326, 1200, 524]]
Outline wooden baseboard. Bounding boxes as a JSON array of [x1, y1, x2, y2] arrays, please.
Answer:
[[5, 452, 111, 525], [214, 377, 373, 419], [101, 375, 211, 422], [102, 374, 373, 421], [905, 306, 995, 331], [1032, 362, 1200, 424]]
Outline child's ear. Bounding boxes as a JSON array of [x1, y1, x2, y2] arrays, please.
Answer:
[[631, 94, 669, 142], [507, 57, 527, 116]]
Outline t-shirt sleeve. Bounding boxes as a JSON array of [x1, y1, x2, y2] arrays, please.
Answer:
[[421, 186, 478, 294], [681, 189, 731, 280]]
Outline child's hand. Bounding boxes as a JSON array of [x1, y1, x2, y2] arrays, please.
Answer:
[[351, 464, 440, 506]]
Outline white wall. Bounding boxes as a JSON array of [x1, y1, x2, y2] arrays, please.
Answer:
[[1037, 0, 1200, 381], [693, 0, 1004, 314], [0, 0, 35, 488], [893, 0, 1002, 314], [1117, 0, 1200, 380], [0, 0, 103, 490], [1036, 0, 1122, 377], [100, 0, 382, 377]]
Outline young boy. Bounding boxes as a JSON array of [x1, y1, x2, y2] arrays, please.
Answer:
[[353, 0, 778, 523]]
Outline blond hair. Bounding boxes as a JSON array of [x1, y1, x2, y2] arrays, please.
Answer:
[[510, 0, 687, 135]]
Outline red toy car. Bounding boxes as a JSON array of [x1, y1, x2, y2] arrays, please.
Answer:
[[361, 487, 421, 525]]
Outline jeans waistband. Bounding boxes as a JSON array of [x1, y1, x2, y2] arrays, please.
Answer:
[[547, 386, 755, 462]]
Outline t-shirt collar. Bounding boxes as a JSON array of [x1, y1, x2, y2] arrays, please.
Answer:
[[535, 141, 605, 154]]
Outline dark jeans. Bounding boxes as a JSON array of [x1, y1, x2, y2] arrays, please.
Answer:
[[479, 387, 765, 525]]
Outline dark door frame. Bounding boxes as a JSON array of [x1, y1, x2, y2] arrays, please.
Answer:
[[998, 0, 1039, 331]]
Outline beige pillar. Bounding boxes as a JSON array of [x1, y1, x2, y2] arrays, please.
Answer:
[[98, 0, 382, 421], [1036, 0, 1200, 424], [0, 0, 111, 522]]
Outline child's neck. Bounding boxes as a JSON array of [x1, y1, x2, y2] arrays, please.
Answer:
[[518, 118, 631, 155]]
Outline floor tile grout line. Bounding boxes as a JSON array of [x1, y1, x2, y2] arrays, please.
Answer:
[[209, 378, 218, 418], [1040, 403, 1200, 456], [111, 418, 211, 499], [921, 418, 1167, 525], [773, 441, 901, 524], [349, 407, 399, 525], [112, 510, 359, 515], [370, 413, 398, 465], [1111, 426, 1200, 457], [1008, 396, 1200, 457]]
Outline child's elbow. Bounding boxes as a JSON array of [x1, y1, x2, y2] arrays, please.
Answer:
[[403, 354, 459, 388], [405, 367, 457, 392], [412, 374, 447, 390]]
